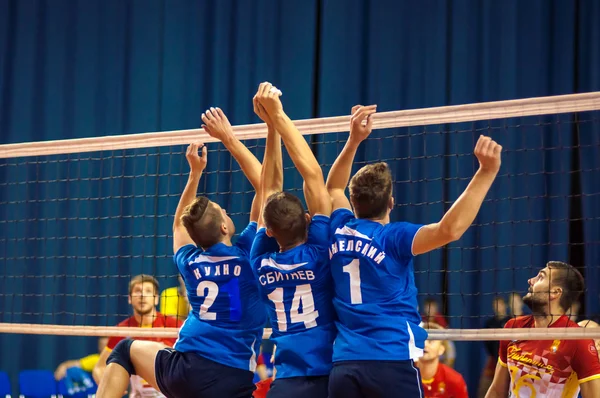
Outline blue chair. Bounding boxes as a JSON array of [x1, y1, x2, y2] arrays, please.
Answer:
[[0, 370, 11, 397], [57, 367, 96, 398], [18, 370, 57, 398]]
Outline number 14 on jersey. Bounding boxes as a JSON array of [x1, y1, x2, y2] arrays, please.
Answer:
[[268, 284, 319, 332]]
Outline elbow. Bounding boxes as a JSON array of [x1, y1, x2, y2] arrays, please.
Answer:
[[439, 223, 464, 243]]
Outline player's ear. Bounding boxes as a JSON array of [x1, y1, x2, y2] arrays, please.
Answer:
[[220, 222, 228, 236], [550, 286, 563, 301], [438, 341, 446, 357], [265, 228, 274, 238], [305, 213, 311, 224], [128, 295, 132, 305], [154, 291, 159, 306], [388, 196, 394, 211]]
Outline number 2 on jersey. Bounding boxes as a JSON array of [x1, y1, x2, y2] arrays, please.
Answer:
[[268, 284, 319, 332], [343, 259, 363, 304], [197, 281, 218, 320]]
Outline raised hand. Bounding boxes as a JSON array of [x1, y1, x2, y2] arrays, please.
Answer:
[[349, 105, 377, 143], [255, 82, 283, 117], [253, 95, 273, 126], [185, 143, 207, 174], [474, 135, 502, 174], [201, 107, 235, 142]]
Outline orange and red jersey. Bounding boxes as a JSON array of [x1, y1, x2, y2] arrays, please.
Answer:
[[499, 315, 600, 398], [421, 362, 468, 398], [252, 378, 272, 398], [106, 312, 181, 351]]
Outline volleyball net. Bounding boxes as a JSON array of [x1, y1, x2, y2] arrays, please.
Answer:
[[1, 92, 600, 341]]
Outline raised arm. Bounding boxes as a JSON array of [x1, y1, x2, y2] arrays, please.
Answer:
[[412, 135, 502, 255], [256, 82, 330, 216], [173, 143, 207, 253], [326, 105, 377, 211], [202, 107, 262, 191], [254, 94, 283, 228]]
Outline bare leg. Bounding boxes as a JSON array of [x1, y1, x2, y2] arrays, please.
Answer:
[[95, 362, 130, 398], [96, 341, 166, 398]]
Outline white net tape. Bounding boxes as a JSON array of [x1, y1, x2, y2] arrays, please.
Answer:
[[1, 92, 600, 341]]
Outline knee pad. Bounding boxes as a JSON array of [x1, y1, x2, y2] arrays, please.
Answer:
[[106, 339, 136, 376]]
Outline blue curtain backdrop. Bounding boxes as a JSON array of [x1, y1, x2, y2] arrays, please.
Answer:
[[1, 0, 599, 396]]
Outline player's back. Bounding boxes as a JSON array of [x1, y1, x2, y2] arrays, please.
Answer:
[[328, 208, 427, 362], [251, 215, 336, 378], [173, 222, 266, 372]]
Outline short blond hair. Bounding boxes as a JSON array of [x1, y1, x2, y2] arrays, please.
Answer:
[[128, 274, 159, 296]]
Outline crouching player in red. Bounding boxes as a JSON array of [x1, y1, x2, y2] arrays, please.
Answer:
[[416, 323, 468, 398]]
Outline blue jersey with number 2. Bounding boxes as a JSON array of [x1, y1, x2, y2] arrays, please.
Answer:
[[173, 222, 266, 372], [250, 215, 336, 379], [328, 208, 427, 362]]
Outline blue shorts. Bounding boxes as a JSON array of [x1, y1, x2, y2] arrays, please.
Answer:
[[328, 360, 424, 398], [155, 348, 255, 398], [267, 376, 329, 398]]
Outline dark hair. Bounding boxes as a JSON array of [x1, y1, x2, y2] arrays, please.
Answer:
[[547, 261, 585, 311], [129, 274, 159, 296], [263, 192, 307, 248], [181, 196, 224, 249], [349, 162, 392, 219]]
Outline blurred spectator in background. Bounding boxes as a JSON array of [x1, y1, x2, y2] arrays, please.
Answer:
[[579, 319, 600, 361], [422, 297, 448, 328], [159, 275, 190, 322], [93, 274, 182, 397], [255, 345, 274, 381], [416, 322, 468, 398], [478, 296, 510, 397], [253, 345, 276, 398], [509, 292, 524, 317], [55, 337, 108, 380]]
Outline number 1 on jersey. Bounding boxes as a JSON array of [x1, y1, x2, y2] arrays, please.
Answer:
[[343, 259, 363, 304], [268, 284, 319, 332]]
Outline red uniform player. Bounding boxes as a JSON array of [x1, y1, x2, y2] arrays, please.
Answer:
[[486, 262, 600, 398]]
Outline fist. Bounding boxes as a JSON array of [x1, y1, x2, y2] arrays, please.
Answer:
[[255, 82, 283, 116], [474, 135, 502, 174]]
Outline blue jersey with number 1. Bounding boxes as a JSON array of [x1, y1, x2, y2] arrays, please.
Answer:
[[328, 208, 428, 362], [173, 222, 266, 372], [250, 215, 336, 379]]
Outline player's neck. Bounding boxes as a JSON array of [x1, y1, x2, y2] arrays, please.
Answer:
[[134, 310, 157, 327], [418, 358, 439, 381], [533, 308, 564, 328], [221, 236, 232, 246], [363, 215, 390, 225]]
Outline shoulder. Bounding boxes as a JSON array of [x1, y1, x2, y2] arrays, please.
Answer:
[[164, 314, 183, 327], [117, 317, 137, 327], [174, 244, 201, 263], [330, 208, 355, 227], [505, 316, 533, 328], [440, 363, 465, 382]]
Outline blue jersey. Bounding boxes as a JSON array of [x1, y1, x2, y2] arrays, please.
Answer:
[[250, 215, 336, 378], [328, 208, 427, 362], [173, 222, 266, 372]]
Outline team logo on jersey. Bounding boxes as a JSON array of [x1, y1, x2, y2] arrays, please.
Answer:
[[550, 340, 561, 353], [507, 345, 554, 372], [590, 342, 598, 356], [438, 382, 446, 394]]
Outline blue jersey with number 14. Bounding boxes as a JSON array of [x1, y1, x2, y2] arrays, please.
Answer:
[[173, 222, 266, 372], [250, 215, 336, 379], [328, 208, 428, 362]]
